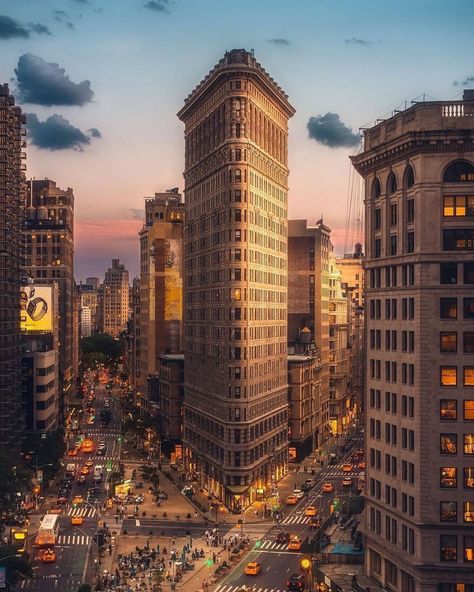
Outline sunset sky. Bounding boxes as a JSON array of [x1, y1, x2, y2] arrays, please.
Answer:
[[1, 0, 473, 280]]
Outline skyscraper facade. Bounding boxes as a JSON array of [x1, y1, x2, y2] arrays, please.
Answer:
[[0, 84, 26, 447], [25, 179, 74, 421], [102, 259, 129, 338], [352, 90, 474, 591], [178, 49, 295, 509]]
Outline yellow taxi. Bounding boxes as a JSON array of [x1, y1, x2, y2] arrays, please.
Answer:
[[244, 562, 261, 575], [342, 478, 352, 487], [305, 506, 318, 517], [72, 495, 84, 506], [342, 464, 353, 473], [85, 460, 93, 467], [40, 548, 56, 563], [80, 466, 90, 476], [71, 515, 83, 526], [286, 494, 298, 505], [322, 482, 334, 493], [288, 536, 303, 551], [67, 449, 78, 457]]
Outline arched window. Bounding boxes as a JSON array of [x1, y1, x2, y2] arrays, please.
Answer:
[[372, 177, 381, 199], [387, 171, 398, 193], [404, 165, 415, 188], [443, 160, 474, 183]]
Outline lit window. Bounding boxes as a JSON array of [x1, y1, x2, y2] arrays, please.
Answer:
[[464, 401, 474, 421], [464, 434, 474, 455], [440, 467, 457, 488], [464, 502, 474, 523], [441, 367, 457, 387], [440, 501, 457, 522], [443, 160, 474, 182], [440, 332, 457, 353], [464, 536, 474, 562], [440, 535, 457, 561], [464, 467, 474, 488], [440, 400, 457, 420], [440, 298, 457, 319], [440, 434, 458, 455], [465, 368, 474, 387]]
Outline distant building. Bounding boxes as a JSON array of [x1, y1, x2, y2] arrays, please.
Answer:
[[85, 277, 100, 290], [25, 179, 75, 420], [336, 243, 364, 307], [81, 306, 92, 337], [129, 278, 141, 397], [102, 259, 129, 338], [79, 281, 99, 333], [0, 84, 26, 447]]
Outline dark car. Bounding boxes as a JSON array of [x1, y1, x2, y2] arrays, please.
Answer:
[[287, 574, 305, 591], [276, 531, 290, 544]]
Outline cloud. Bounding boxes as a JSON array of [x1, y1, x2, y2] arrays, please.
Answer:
[[144, 0, 170, 13], [29, 23, 52, 35], [130, 208, 145, 220], [72, 0, 90, 3], [15, 54, 94, 106], [53, 9, 70, 20], [26, 112, 100, 151], [88, 128, 102, 138], [0, 15, 53, 39], [453, 76, 474, 87], [345, 37, 370, 45], [267, 38, 290, 46], [307, 112, 360, 148]]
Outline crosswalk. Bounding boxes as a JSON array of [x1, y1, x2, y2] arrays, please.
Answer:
[[215, 586, 283, 592], [57, 534, 90, 545], [258, 540, 292, 551], [88, 455, 117, 462], [324, 469, 361, 477], [67, 507, 97, 517], [281, 514, 313, 525]]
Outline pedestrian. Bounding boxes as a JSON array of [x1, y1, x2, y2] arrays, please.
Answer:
[[115, 515, 119, 524], [109, 544, 113, 556]]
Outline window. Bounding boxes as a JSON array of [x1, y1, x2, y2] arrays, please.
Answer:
[[441, 298, 457, 319], [406, 231, 415, 253], [372, 177, 381, 199], [465, 333, 474, 353], [465, 401, 474, 420], [465, 536, 474, 562], [440, 501, 457, 522], [374, 208, 381, 230], [465, 368, 474, 386], [464, 298, 474, 319], [234, 168, 242, 181], [390, 203, 398, 225], [374, 238, 381, 258], [440, 399, 457, 420], [440, 263, 458, 285], [464, 262, 474, 284], [441, 467, 457, 488], [441, 367, 457, 386], [406, 198, 415, 222], [404, 165, 415, 188], [443, 160, 474, 182], [465, 467, 474, 488], [443, 229, 474, 251], [443, 195, 474, 217], [440, 535, 457, 561], [464, 502, 474, 522], [464, 434, 474, 455], [390, 235, 397, 256], [235, 124, 241, 138], [441, 332, 457, 353], [440, 434, 458, 454]]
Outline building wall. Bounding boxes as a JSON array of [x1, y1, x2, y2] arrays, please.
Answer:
[[102, 259, 129, 338], [157, 354, 184, 443], [336, 253, 364, 308], [81, 307, 92, 337], [178, 49, 295, 510], [352, 94, 474, 591], [0, 84, 26, 447]]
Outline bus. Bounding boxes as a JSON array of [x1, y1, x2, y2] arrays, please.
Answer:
[[34, 514, 60, 547], [81, 439, 94, 453]]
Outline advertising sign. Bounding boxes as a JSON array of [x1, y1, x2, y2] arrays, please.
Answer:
[[20, 286, 53, 333]]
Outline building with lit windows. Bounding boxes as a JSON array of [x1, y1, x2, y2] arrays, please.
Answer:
[[102, 259, 129, 338], [352, 89, 474, 591], [178, 49, 294, 510]]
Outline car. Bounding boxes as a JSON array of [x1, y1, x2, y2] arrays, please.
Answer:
[[85, 460, 93, 467], [39, 548, 56, 563], [342, 478, 352, 487], [328, 456, 338, 465], [48, 508, 63, 515], [305, 506, 318, 517], [71, 515, 83, 525], [81, 466, 90, 475], [292, 489, 305, 499], [72, 495, 84, 506], [287, 574, 305, 591], [104, 401, 110, 408], [301, 482, 312, 492], [56, 496, 68, 505], [342, 464, 353, 473], [244, 562, 261, 575], [97, 448, 106, 456], [77, 475, 86, 485], [288, 536, 303, 551], [276, 531, 290, 544], [67, 449, 78, 457], [322, 482, 334, 493], [286, 495, 298, 505], [88, 487, 102, 495]]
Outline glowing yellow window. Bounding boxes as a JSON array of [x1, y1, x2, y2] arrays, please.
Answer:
[[444, 196, 454, 217]]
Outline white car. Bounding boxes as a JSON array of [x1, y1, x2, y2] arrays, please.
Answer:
[[292, 489, 305, 499]]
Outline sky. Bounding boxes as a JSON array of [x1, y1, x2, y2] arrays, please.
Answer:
[[1, 0, 473, 280]]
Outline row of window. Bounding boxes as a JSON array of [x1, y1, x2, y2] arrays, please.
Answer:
[[440, 433, 474, 455], [369, 297, 415, 320], [369, 390, 415, 417], [440, 366, 474, 387], [374, 232, 414, 257], [369, 329, 415, 352], [368, 507, 415, 554], [369, 264, 415, 288], [440, 534, 474, 562], [441, 332, 474, 353], [441, 466, 474, 488], [374, 200, 415, 230], [441, 501, 474, 523], [371, 165, 415, 199], [441, 262, 474, 284], [441, 399, 474, 421], [441, 297, 474, 319], [369, 360, 415, 385], [369, 448, 415, 483], [444, 195, 474, 217]]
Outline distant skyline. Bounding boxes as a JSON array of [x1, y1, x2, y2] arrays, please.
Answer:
[[1, 0, 473, 279]]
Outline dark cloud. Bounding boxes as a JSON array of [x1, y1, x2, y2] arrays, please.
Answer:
[[453, 76, 474, 87], [0, 15, 30, 38], [29, 23, 52, 35], [307, 112, 360, 148], [15, 54, 94, 106], [88, 127, 101, 138], [267, 38, 290, 46], [26, 113, 100, 151], [144, 0, 170, 13], [53, 9, 70, 19], [345, 37, 370, 45], [67, 22, 75, 29], [130, 208, 145, 220]]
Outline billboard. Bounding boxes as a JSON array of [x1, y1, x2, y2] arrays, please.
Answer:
[[20, 286, 53, 333]]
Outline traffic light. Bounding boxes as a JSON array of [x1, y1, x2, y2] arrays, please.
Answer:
[[255, 540, 261, 548], [206, 558, 213, 567], [300, 558, 311, 571], [333, 497, 340, 511]]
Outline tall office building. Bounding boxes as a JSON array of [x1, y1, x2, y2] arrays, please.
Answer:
[[79, 281, 99, 333], [0, 84, 26, 447], [102, 259, 129, 338], [25, 179, 75, 420], [352, 90, 474, 591], [178, 49, 294, 509], [136, 190, 184, 413]]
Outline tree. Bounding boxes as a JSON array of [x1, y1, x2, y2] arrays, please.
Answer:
[[81, 333, 122, 367], [0, 545, 33, 588], [22, 429, 66, 482], [77, 585, 92, 592], [0, 451, 33, 519]]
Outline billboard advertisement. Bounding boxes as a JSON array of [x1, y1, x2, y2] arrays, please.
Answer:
[[20, 286, 53, 333]]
